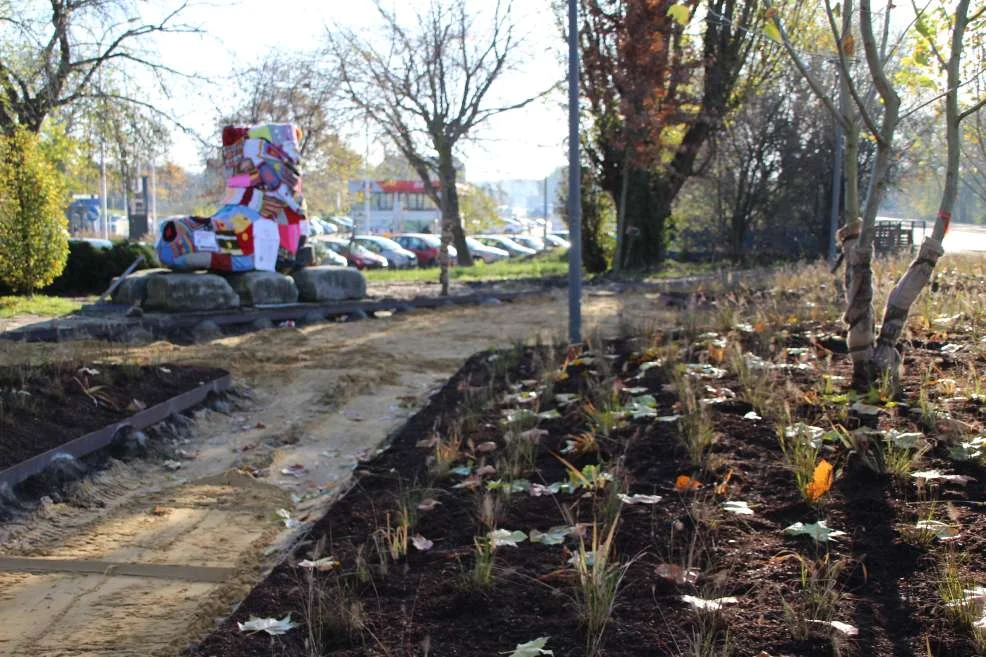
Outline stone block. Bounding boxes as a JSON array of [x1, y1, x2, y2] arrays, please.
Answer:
[[291, 266, 366, 302], [110, 268, 169, 306], [225, 271, 299, 306], [144, 273, 240, 312]]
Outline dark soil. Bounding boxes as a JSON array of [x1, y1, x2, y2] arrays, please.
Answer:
[[189, 322, 986, 657], [0, 362, 227, 469]]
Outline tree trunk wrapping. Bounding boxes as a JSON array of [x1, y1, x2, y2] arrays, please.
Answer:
[[843, 238, 874, 368], [872, 236, 944, 372]]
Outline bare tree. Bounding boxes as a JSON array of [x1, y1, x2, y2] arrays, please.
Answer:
[[327, 0, 550, 294], [0, 0, 199, 135], [767, 0, 986, 387]]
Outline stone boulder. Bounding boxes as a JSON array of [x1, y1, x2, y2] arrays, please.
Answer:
[[225, 271, 299, 306], [291, 266, 366, 302], [110, 268, 170, 306], [144, 273, 240, 312]]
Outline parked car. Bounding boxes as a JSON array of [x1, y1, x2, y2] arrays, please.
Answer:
[[543, 234, 571, 249], [464, 236, 510, 264], [311, 240, 349, 266], [474, 234, 537, 257], [309, 218, 339, 236], [510, 234, 547, 252], [393, 233, 458, 267], [322, 238, 388, 270], [354, 235, 418, 269]]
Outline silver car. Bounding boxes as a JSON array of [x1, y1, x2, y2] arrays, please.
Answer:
[[354, 235, 419, 269]]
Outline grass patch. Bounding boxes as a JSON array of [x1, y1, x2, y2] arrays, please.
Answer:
[[0, 295, 83, 318], [363, 254, 568, 283]]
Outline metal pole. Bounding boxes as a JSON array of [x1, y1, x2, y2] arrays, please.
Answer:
[[99, 144, 109, 240], [567, 0, 582, 344], [363, 119, 371, 235], [828, 65, 845, 266], [543, 175, 549, 240]]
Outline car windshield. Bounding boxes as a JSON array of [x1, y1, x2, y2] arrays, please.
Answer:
[[415, 235, 441, 247], [361, 236, 403, 251]]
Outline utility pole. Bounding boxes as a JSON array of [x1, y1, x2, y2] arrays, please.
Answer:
[[567, 0, 582, 344], [543, 175, 549, 241]]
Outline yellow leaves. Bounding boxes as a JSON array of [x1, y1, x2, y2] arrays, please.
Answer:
[[763, 20, 781, 43], [667, 4, 690, 26], [675, 475, 703, 491], [804, 459, 834, 502]]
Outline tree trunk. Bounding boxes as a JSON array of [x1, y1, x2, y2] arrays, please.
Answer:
[[870, 0, 969, 384], [437, 149, 473, 268], [618, 168, 669, 270]]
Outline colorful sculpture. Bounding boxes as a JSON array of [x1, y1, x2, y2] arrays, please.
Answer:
[[156, 123, 310, 273]]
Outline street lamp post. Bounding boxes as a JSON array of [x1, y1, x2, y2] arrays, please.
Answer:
[[567, 0, 582, 344]]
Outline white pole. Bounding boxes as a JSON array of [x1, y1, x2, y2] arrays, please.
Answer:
[[150, 159, 157, 237], [567, 0, 582, 343]]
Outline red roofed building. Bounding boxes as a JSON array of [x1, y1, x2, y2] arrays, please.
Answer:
[[347, 179, 442, 233]]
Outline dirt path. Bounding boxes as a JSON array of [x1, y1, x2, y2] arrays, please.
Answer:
[[0, 289, 674, 657]]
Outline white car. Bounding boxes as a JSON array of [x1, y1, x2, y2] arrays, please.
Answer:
[[465, 237, 510, 263], [474, 235, 537, 257]]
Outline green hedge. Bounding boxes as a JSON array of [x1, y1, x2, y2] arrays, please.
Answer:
[[0, 240, 158, 296]]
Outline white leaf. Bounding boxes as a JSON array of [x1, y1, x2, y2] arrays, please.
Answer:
[[417, 498, 442, 511], [504, 636, 553, 657], [723, 500, 754, 515], [411, 534, 434, 551], [912, 469, 973, 484], [529, 526, 571, 545], [618, 493, 663, 505], [916, 520, 960, 540], [681, 595, 738, 611], [237, 614, 299, 635], [538, 409, 562, 420], [783, 520, 846, 543], [743, 411, 762, 420], [491, 529, 528, 547], [807, 619, 859, 636], [298, 557, 339, 571]]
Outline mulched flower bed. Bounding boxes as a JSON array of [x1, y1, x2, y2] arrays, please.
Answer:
[[0, 362, 227, 470], [189, 316, 986, 657]]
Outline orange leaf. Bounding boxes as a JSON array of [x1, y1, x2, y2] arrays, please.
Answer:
[[842, 34, 855, 56], [804, 459, 834, 502], [675, 475, 703, 491], [715, 468, 733, 495]]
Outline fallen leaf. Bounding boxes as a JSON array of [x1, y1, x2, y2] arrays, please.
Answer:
[[681, 594, 738, 611], [912, 470, 973, 484], [476, 441, 498, 453], [675, 475, 702, 491], [417, 498, 442, 511], [743, 411, 762, 420], [150, 506, 171, 516], [722, 500, 754, 515], [505, 636, 553, 657], [783, 520, 846, 543], [804, 459, 833, 502], [416, 436, 439, 448], [281, 464, 306, 477], [453, 475, 482, 490], [715, 469, 733, 495], [618, 493, 663, 505], [237, 614, 298, 635], [491, 529, 528, 547], [916, 520, 960, 540], [298, 557, 340, 571], [529, 526, 571, 545], [411, 534, 434, 551], [808, 619, 859, 636], [656, 563, 700, 585], [475, 464, 497, 477]]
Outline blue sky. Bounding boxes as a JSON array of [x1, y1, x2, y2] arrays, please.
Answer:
[[156, 0, 568, 181]]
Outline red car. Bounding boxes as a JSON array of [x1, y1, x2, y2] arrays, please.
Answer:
[[394, 233, 457, 267]]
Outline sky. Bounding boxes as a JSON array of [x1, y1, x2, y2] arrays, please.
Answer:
[[154, 0, 569, 182]]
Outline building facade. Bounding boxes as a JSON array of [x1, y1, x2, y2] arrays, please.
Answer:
[[348, 180, 441, 233]]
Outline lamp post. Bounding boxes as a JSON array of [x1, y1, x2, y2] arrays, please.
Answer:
[[567, 0, 582, 344]]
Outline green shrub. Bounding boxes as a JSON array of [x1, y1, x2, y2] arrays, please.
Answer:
[[0, 129, 70, 294], [0, 239, 158, 296]]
